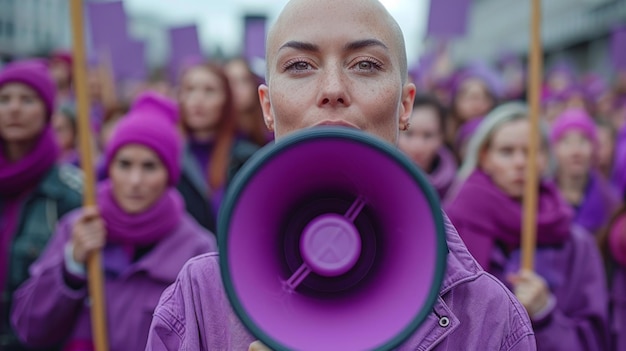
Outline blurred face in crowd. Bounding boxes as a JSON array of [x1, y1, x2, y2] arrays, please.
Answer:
[[398, 106, 443, 172], [0, 83, 47, 146], [179, 66, 226, 136], [596, 124, 614, 175], [52, 110, 75, 151], [49, 59, 71, 88], [554, 129, 594, 178], [109, 144, 168, 214], [455, 78, 493, 122], [259, 0, 415, 145], [480, 118, 547, 199], [225, 59, 259, 114]]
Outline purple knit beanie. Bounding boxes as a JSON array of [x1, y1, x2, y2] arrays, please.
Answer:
[[550, 108, 598, 147], [0, 59, 56, 118], [105, 91, 182, 186]]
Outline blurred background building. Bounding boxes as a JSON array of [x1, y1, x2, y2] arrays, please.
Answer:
[[0, 0, 71, 60], [440, 0, 626, 77]]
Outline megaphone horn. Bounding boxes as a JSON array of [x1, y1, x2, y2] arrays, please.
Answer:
[[219, 126, 448, 351]]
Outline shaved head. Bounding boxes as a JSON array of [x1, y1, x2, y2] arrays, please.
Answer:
[[265, 0, 408, 83]]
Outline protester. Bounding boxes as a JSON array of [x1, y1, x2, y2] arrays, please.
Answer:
[[11, 92, 216, 351], [399, 94, 457, 199], [52, 103, 79, 166], [176, 62, 259, 231], [447, 63, 500, 153], [551, 108, 620, 236], [0, 59, 82, 350], [146, 1, 536, 350], [446, 102, 609, 350], [224, 57, 271, 147]]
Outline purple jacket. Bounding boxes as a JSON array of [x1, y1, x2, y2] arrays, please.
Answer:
[[610, 265, 626, 351], [11, 210, 217, 351], [486, 226, 609, 351], [145, 215, 537, 351]]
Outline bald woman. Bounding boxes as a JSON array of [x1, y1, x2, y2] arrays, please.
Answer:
[[145, 1, 536, 350]]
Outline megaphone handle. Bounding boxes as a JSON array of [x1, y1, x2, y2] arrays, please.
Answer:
[[283, 264, 312, 293], [345, 196, 366, 222]]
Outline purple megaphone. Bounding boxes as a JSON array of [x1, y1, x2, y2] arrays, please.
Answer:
[[218, 127, 447, 351]]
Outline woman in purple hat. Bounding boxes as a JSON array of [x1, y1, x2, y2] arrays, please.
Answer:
[[551, 108, 620, 236], [11, 92, 217, 351], [0, 60, 83, 350], [447, 64, 501, 156], [399, 94, 457, 199], [446, 102, 609, 350], [176, 62, 260, 232]]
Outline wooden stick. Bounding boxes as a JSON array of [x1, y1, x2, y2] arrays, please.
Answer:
[[69, 1, 109, 350], [521, 0, 543, 271]]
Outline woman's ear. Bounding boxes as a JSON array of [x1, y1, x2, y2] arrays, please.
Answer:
[[398, 83, 416, 131], [258, 84, 274, 132]]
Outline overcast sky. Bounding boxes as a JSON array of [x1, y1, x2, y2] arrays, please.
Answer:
[[123, 0, 429, 64]]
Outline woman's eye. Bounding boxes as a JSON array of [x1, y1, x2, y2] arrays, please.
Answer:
[[291, 62, 311, 70], [358, 61, 374, 70], [354, 59, 382, 71]]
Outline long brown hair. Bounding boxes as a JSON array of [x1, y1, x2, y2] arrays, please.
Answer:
[[225, 57, 268, 147], [179, 62, 237, 190]]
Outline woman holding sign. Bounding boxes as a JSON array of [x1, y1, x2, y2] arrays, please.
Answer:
[[11, 92, 216, 351], [445, 102, 609, 350]]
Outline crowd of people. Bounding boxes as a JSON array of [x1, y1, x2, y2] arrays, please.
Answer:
[[1, 0, 626, 350]]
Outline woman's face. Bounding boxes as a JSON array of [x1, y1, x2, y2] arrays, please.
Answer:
[[52, 112, 75, 151], [109, 144, 168, 214], [0, 83, 47, 144], [179, 67, 226, 133], [455, 78, 493, 122], [480, 118, 547, 199], [398, 106, 443, 172], [225, 60, 258, 113], [554, 129, 594, 178], [596, 125, 614, 173]]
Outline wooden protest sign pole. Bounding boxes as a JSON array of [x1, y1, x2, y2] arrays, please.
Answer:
[[69, 0, 109, 350], [521, 0, 543, 271]]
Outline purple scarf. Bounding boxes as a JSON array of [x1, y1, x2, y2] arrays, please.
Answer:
[[0, 126, 60, 196], [445, 170, 573, 270], [429, 147, 458, 199], [574, 172, 620, 235], [97, 180, 184, 246]]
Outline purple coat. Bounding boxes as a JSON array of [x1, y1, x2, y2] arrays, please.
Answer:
[[11, 210, 217, 351], [612, 124, 626, 197], [487, 226, 609, 351], [145, 215, 537, 351], [610, 265, 626, 351]]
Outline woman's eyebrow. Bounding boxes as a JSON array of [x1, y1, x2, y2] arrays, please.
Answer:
[[279, 41, 319, 53], [343, 39, 388, 52]]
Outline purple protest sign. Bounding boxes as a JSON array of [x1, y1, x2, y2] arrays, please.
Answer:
[[244, 15, 267, 62], [611, 25, 626, 71], [86, 0, 129, 53], [109, 39, 147, 82], [168, 24, 204, 82], [426, 0, 472, 38]]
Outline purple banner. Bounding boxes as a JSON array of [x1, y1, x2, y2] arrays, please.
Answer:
[[426, 0, 472, 38], [244, 15, 267, 62], [611, 25, 626, 71], [168, 24, 203, 82]]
